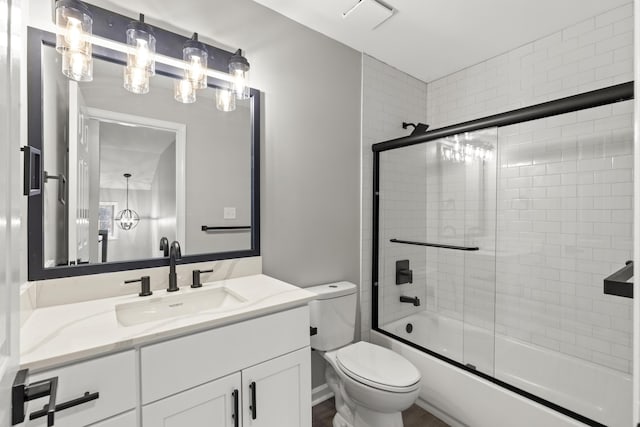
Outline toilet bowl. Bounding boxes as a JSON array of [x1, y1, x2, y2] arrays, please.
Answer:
[[307, 282, 421, 427], [323, 342, 421, 427]]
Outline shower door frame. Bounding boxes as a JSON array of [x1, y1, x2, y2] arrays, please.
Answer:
[[371, 81, 634, 427]]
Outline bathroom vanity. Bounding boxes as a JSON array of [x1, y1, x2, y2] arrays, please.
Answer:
[[17, 274, 315, 427]]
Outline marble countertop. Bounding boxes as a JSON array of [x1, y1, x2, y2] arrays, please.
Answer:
[[21, 274, 316, 371]]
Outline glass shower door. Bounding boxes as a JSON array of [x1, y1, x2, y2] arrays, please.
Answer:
[[377, 128, 497, 375]]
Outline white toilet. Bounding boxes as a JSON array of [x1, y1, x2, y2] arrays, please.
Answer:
[[308, 282, 421, 427]]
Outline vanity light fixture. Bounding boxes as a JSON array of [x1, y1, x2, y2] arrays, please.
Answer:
[[215, 87, 236, 112], [55, 0, 93, 81], [183, 33, 208, 89], [229, 49, 250, 100], [126, 13, 156, 76], [116, 173, 140, 231], [52, 2, 252, 108]]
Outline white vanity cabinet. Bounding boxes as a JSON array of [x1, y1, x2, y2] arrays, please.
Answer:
[[19, 306, 311, 427], [140, 306, 311, 427]]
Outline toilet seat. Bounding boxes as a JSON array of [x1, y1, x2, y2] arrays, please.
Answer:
[[335, 342, 421, 393]]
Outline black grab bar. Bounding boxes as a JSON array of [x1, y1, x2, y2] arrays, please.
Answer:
[[390, 239, 479, 251]]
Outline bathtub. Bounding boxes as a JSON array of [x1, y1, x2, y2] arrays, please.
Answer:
[[376, 311, 631, 427]]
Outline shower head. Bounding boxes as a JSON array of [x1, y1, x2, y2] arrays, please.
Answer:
[[402, 122, 430, 136]]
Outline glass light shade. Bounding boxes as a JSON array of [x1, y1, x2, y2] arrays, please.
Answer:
[[184, 49, 207, 89], [183, 35, 208, 89], [62, 50, 93, 81], [215, 88, 236, 112], [55, 0, 93, 81], [229, 49, 250, 100], [123, 66, 149, 94], [175, 79, 196, 103], [55, 0, 92, 56], [126, 15, 156, 76]]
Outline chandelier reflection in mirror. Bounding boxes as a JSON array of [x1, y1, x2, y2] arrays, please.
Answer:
[[116, 173, 140, 231], [439, 133, 493, 164], [53, 0, 251, 111]]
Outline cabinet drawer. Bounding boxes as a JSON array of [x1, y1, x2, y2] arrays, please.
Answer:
[[141, 306, 309, 404], [21, 351, 136, 427], [91, 410, 137, 427]]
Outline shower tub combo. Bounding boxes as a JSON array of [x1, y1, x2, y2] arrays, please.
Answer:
[[371, 83, 634, 427]]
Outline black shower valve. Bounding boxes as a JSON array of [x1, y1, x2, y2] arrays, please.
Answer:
[[396, 260, 413, 285]]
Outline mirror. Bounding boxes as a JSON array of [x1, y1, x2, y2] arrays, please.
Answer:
[[28, 26, 260, 280]]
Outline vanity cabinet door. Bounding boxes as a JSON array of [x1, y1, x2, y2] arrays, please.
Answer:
[[242, 347, 311, 427], [142, 372, 241, 427]]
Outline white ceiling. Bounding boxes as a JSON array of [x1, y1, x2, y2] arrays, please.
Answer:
[[251, 0, 630, 82]]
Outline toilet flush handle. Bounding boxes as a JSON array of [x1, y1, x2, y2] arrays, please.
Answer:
[[310, 327, 318, 336]]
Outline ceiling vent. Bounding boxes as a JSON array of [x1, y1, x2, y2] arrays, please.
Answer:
[[342, 0, 395, 30]]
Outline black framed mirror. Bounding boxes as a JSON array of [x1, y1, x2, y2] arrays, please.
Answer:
[[27, 3, 260, 280]]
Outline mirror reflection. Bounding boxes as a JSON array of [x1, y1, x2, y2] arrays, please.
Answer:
[[41, 45, 253, 268]]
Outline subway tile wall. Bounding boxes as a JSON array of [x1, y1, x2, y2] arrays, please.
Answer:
[[361, 54, 428, 340], [496, 101, 633, 373], [427, 3, 633, 129]]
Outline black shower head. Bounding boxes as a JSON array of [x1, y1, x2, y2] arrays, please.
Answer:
[[402, 122, 430, 136]]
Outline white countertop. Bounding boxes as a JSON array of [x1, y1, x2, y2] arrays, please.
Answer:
[[21, 274, 316, 371]]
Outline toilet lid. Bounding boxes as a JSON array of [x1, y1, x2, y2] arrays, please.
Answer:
[[336, 342, 421, 392]]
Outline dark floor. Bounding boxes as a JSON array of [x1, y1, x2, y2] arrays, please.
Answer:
[[312, 398, 449, 427]]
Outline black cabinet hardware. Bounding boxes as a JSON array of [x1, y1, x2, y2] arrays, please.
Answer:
[[29, 391, 99, 421], [604, 260, 633, 298], [191, 268, 214, 288], [232, 389, 239, 427], [21, 145, 41, 196], [12, 369, 58, 426], [310, 327, 318, 336], [201, 225, 251, 231], [390, 239, 479, 251], [396, 260, 413, 285], [249, 381, 257, 420], [125, 276, 153, 297]]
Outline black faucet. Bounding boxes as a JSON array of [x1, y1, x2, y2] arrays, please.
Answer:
[[400, 296, 420, 306], [167, 241, 182, 292], [159, 237, 169, 257]]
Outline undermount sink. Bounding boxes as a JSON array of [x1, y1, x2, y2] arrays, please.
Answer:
[[116, 286, 248, 326]]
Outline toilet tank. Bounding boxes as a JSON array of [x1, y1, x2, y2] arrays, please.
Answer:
[[307, 282, 357, 351]]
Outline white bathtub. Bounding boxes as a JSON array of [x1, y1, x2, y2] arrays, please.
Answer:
[[380, 311, 631, 427]]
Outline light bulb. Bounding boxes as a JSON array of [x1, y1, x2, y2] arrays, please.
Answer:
[[62, 50, 92, 81], [124, 66, 149, 94], [64, 17, 85, 50], [216, 88, 236, 112], [134, 39, 150, 68], [186, 55, 207, 89], [174, 79, 196, 103]]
